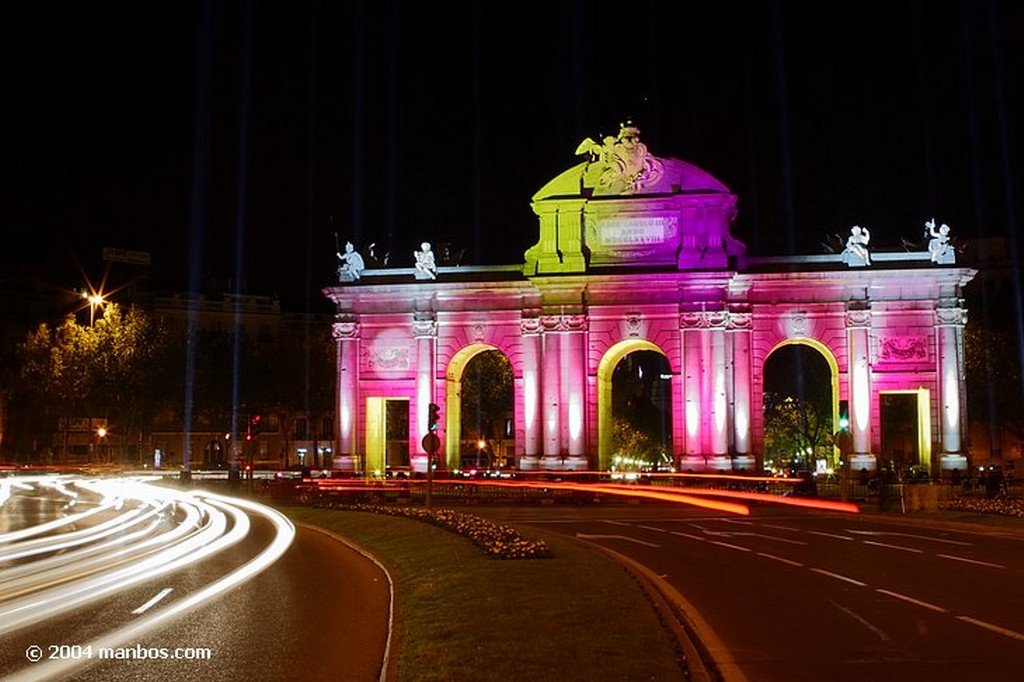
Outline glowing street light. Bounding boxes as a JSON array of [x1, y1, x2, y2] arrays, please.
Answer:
[[82, 290, 107, 326]]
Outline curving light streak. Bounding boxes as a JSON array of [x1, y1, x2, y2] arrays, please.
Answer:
[[0, 477, 295, 646], [4, 484, 296, 682]]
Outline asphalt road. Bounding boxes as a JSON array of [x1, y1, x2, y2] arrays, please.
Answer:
[[473, 502, 1024, 682], [1, 477, 391, 682]]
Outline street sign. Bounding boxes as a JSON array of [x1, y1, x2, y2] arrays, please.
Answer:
[[421, 432, 441, 454], [102, 247, 151, 265]]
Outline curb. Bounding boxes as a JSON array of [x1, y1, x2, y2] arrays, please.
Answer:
[[295, 522, 397, 682], [579, 540, 750, 682]]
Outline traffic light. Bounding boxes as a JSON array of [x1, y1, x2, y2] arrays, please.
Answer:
[[250, 414, 262, 436], [838, 400, 850, 431], [428, 403, 441, 432]]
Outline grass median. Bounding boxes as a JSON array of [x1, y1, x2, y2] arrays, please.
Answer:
[[284, 505, 686, 682]]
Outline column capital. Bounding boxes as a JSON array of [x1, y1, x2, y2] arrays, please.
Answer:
[[540, 313, 587, 332], [845, 304, 872, 329], [680, 310, 728, 329], [935, 306, 967, 327], [332, 319, 359, 340], [412, 315, 437, 338], [521, 316, 542, 335]]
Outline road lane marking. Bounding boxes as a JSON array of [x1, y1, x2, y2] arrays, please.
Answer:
[[763, 524, 800, 532], [132, 587, 173, 614], [831, 600, 891, 641], [575, 533, 660, 547], [718, 519, 754, 526], [670, 531, 706, 542], [938, 554, 1006, 569], [709, 541, 750, 552], [875, 589, 946, 613], [808, 531, 854, 541], [603, 520, 631, 526], [847, 530, 972, 546], [756, 552, 804, 567], [637, 525, 668, 533], [811, 568, 867, 587], [956, 616, 1024, 641], [750, 533, 806, 545], [863, 540, 922, 553]]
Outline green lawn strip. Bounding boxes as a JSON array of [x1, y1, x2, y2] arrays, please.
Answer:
[[284, 506, 686, 682]]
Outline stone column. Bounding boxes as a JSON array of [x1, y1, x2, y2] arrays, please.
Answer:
[[846, 305, 875, 470], [728, 309, 754, 469], [708, 311, 729, 462], [413, 316, 438, 471], [936, 304, 967, 471], [541, 315, 562, 467], [519, 317, 542, 470], [562, 314, 588, 469], [332, 319, 359, 471], [680, 312, 704, 469]]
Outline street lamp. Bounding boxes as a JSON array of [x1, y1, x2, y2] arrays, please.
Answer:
[[83, 290, 107, 325]]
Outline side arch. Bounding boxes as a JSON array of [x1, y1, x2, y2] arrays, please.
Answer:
[[444, 343, 511, 471], [596, 339, 672, 471]]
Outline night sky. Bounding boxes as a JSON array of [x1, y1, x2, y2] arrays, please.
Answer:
[[5, 1, 1021, 312]]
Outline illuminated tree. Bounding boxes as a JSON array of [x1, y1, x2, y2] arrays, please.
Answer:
[[762, 393, 833, 472], [460, 350, 513, 456]]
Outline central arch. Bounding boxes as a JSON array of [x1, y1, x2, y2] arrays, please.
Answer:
[[597, 339, 672, 471]]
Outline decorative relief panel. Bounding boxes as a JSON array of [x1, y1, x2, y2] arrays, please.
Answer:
[[878, 336, 929, 362], [368, 345, 411, 371]]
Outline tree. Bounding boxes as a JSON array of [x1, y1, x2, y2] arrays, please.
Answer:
[[14, 304, 168, 461], [762, 392, 833, 472], [459, 350, 513, 455]]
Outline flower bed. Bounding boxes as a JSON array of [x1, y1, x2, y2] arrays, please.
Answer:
[[331, 503, 553, 560], [940, 497, 1024, 518]]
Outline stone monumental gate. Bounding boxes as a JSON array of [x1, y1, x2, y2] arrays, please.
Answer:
[[324, 123, 974, 478]]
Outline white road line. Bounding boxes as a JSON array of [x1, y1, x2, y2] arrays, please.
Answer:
[[875, 589, 946, 613], [756, 552, 804, 567], [863, 540, 922, 553], [956, 616, 1024, 641], [575, 533, 660, 547], [603, 520, 631, 526], [132, 587, 173, 614], [811, 568, 867, 587], [831, 600, 891, 641], [763, 524, 800, 532], [718, 519, 754, 526], [938, 554, 1006, 569], [751, 533, 807, 545], [637, 525, 668, 533], [808, 531, 854, 541], [670, 531, 706, 542], [709, 541, 750, 552]]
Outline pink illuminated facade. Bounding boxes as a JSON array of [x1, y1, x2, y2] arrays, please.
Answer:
[[324, 124, 975, 477]]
